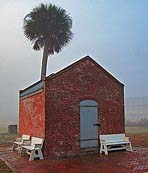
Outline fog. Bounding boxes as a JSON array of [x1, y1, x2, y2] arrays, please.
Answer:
[[0, 0, 148, 125]]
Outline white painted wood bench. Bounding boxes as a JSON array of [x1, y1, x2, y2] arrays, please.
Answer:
[[99, 134, 133, 155], [20, 137, 44, 161], [13, 134, 30, 152]]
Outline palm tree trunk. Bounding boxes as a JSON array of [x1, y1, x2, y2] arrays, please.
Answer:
[[41, 45, 48, 80]]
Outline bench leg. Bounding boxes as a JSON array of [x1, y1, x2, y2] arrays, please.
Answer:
[[29, 149, 44, 161], [12, 143, 16, 151], [100, 144, 108, 155], [104, 145, 108, 155], [20, 147, 23, 156], [129, 142, 133, 151], [100, 144, 103, 154], [29, 150, 35, 161], [125, 142, 133, 152], [18, 144, 22, 154], [38, 149, 44, 160], [20, 147, 25, 156]]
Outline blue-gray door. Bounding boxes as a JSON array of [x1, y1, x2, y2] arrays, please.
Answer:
[[80, 100, 98, 148]]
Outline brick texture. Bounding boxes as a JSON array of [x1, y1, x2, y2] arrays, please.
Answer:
[[19, 56, 125, 158], [44, 56, 124, 158], [19, 91, 45, 138]]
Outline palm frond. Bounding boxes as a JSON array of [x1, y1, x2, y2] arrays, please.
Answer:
[[33, 38, 44, 50], [23, 3, 73, 54]]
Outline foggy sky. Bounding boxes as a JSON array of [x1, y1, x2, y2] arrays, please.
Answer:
[[0, 0, 148, 124]]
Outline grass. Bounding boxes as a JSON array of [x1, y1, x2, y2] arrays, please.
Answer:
[[0, 134, 18, 144], [0, 127, 8, 133], [125, 126, 148, 147], [0, 126, 18, 144], [125, 126, 148, 134]]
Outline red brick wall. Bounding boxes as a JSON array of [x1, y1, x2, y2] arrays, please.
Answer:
[[19, 91, 45, 138], [44, 58, 124, 158]]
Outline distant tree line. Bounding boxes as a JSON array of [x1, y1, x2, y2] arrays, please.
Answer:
[[126, 118, 148, 127]]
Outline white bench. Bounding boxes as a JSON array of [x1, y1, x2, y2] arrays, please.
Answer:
[[13, 134, 30, 152], [99, 134, 132, 155], [20, 137, 44, 161]]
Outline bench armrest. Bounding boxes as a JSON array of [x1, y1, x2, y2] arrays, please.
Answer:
[[124, 137, 130, 142], [16, 138, 22, 142], [23, 140, 31, 146], [100, 140, 106, 144], [32, 143, 42, 149]]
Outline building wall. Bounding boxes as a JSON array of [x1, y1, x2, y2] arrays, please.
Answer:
[[19, 91, 45, 138], [44, 58, 124, 158]]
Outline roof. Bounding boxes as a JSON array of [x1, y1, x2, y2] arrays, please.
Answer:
[[45, 55, 124, 86], [20, 55, 124, 98]]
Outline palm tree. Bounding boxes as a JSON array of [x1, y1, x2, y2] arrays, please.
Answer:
[[23, 3, 73, 80]]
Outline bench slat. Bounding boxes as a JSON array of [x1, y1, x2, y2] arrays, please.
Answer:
[[99, 133, 133, 155], [106, 141, 130, 145]]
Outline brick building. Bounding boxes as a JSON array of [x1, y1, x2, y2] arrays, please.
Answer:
[[19, 56, 125, 158]]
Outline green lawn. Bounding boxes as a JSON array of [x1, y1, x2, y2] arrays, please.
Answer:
[[0, 127, 8, 133], [0, 125, 18, 144], [0, 134, 18, 144], [125, 126, 148, 134]]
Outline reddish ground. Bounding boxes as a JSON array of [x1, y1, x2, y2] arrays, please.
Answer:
[[0, 134, 148, 173], [0, 159, 13, 173], [128, 133, 148, 147]]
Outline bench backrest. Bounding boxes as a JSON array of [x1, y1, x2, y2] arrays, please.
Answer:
[[31, 137, 44, 148], [100, 134, 126, 143], [22, 134, 30, 142]]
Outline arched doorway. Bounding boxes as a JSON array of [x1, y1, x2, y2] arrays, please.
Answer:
[[80, 100, 99, 148]]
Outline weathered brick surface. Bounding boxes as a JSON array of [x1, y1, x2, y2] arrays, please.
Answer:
[[19, 91, 45, 138], [44, 56, 124, 158], [19, 56, 124, 158]]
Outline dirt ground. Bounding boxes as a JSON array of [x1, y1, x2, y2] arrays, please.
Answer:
[[128, 133, 148, 147]]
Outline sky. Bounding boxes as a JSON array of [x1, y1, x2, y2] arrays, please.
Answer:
[[0, 0, 148, 124]]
